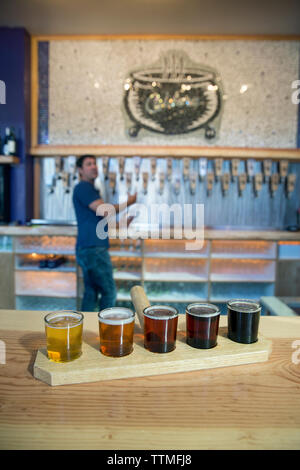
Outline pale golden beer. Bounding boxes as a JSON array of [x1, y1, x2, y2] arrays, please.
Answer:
[[98, 307, 135, 357], [44, 311, 84, 363]]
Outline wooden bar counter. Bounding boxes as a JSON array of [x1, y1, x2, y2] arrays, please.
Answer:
[[0, 310, 299, 450]]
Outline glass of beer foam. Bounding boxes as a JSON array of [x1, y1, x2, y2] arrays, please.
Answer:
[[143, 305, 178, 353], [44, 311, 84, 363], [98, 307, 135, 357], [186, 303, 220, 349], [227, 299, 261, 344]]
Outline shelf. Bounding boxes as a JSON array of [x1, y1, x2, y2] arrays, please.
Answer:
[[30, 145, 300, 160], [78, 272, 141, 281], [144, 274, 208, 282], [211, 255, 276, 260], [0, 155, 20, 164], [78, 294, 136, 302], [109, 250, 141, 258], [114, 272, 141, 281], [15, 266, 76, 273], [147, 296, 207, 303], [144, 253, 208, 259], [209, 298, 259, 303], [210, 277, 275, 283], [15, 270, 76, 299], [15, 250, 75, 255], [117, 294, 132, 301], [14, 292, 77, 299]]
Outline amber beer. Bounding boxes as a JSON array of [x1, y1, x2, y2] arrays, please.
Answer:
[[44, 311, 84, 363], [143, 305, 178, 353], [227, 299, 261, 344], [98, 307, 135, 357], [186, 303, 220, 349]]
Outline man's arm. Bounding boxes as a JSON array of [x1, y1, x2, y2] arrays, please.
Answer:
[[89, 193, 137, 213]]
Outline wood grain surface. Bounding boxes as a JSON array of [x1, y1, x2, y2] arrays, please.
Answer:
[[0, 225, 300, 241], [30, 145, 300, 161], [0, 311, 299, 450]]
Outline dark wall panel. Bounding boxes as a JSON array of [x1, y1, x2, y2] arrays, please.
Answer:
[[0, 27, 32, 224]]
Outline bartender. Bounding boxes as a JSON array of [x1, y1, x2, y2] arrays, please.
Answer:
[[73, 154, 136, 312]]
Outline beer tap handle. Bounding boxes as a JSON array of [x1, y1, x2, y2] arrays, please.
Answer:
[[286, 173, 296, 199], [142, 172, 149, 195], [238, 173, 247, 197], [62, 171, 71, 193], [72, 160, 78, 181], [206, 172, 214, 196], [150, 157, 157, 181], [270, 173, 279, 198], [55, 156, 62, 180], [246, 159, 255, 183], [159, 172, 165, 195], [214, 158, 223, 182], [49, 175, 56, 194], [263, 159, 272, 183], [221, 173, 230, 196], [189, 172, 197, 196], [109, 172, 117, 195], [279, 160, 289, 183], [118, 156, 126, 181], [55, 156, 62, 174], [199, 158, 207, 182], [183, 158, 190, 182], [126, 172, 132, 192], [231, 159, 240, 182], [134, 156, 141, 181], [174, 177, 180, 196], [253, 173, 263, 197], [167, 158, 173, 182], [102, 156, 109, 180]]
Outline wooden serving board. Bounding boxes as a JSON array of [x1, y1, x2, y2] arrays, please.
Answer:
[[33, 320, 272, 386]]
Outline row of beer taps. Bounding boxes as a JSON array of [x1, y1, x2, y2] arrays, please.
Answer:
[[101, 156, 297, 199], [44, 156, 297, 209]]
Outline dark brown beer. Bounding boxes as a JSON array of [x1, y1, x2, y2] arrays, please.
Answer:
[[143, 306, 178, 353], [186, 303, 220, 349], [227, 299, 261, 344], [98, 307, 135, 357]]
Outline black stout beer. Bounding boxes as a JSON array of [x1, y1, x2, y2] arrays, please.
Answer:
[[227, 299, 261, 344], [186, 303, 220, 349], [143, 305, 178, 353]]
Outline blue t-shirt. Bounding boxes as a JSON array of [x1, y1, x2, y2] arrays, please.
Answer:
[[73, 181, 109, 250]]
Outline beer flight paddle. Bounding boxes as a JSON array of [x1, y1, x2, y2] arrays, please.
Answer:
[[34, 287, 272, 386]]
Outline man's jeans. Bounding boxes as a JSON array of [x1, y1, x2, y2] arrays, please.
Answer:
[[76, 246, 117, 312]]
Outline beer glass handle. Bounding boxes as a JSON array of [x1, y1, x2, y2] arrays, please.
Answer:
[[130, 286, 151, 329]]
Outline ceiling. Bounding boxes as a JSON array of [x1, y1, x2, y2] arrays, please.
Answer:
[[1, 0, 300, 35]]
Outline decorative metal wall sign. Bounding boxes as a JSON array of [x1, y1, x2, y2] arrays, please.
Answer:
[[123, 50, 224, 140]]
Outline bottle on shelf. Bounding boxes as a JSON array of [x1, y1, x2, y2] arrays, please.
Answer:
[[3, 127, 17, 156]]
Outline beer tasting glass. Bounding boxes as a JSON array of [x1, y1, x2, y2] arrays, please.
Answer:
[[143, 305, 178, 353], [227, 299, 261, 344], [98, 307, 135, 357], [186, 302, 220, 349], [44, 310, 84, 363]]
